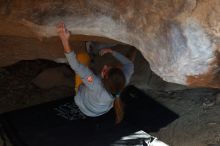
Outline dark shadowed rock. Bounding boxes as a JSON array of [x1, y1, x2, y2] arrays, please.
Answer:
[[32, 65, 74, 89]]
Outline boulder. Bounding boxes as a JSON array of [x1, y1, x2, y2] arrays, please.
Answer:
[[0, 0, 219, 88], [32, 66, 74, 89]]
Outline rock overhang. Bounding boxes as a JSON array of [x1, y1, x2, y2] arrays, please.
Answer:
[[0, 0, 219, 88]]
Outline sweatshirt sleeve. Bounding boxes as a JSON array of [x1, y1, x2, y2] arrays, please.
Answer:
[[65, 51, 101, 90], [112, 51, 134, 84]]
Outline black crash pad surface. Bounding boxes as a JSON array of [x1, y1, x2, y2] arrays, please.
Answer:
[[0, 85, 179, 146]]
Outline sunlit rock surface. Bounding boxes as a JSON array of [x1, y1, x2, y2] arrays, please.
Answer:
[[0, 0, 219, 88]]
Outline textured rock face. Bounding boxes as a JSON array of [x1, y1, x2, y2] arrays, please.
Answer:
[[0, 0, 219, 88]]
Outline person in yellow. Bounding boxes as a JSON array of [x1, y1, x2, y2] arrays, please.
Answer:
[[75, 53, 90, 92]]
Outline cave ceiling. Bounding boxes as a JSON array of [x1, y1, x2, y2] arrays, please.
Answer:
[[0, 0, 219, 88]]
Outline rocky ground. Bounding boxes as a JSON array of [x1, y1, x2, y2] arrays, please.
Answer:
[[0, 52, 220, 146], [0, 59, 74, 114], [148, 88, 220, 146]]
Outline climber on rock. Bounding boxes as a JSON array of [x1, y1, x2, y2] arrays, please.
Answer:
[[57, 22, 136, 124]]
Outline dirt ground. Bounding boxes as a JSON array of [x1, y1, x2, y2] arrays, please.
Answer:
[[0, 49, 220, 146]]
